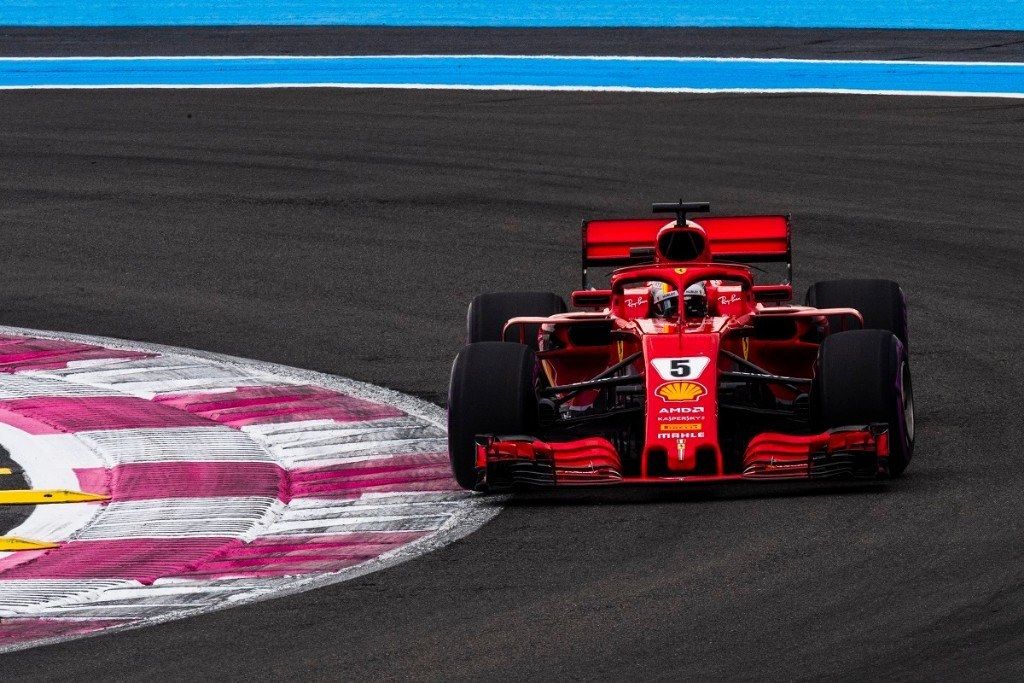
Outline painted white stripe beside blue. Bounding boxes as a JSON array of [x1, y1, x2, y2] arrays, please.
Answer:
[[2, 1, 1024, 30], [2, 56, 1024, 97]]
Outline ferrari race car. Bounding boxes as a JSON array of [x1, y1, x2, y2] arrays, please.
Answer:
[[448, 201, 914, 491]]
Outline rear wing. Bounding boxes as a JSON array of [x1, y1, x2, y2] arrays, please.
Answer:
[[581, 214, 791, 288]]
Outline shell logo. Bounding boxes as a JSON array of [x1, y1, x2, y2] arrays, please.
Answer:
[[655, 381, 706, 402]]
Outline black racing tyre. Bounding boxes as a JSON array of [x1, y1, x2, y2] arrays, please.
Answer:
[[447, 342, 538, 491], [466, 291, 566, 349], [805, 279, 909, 351], [814, 329, 915, 476]]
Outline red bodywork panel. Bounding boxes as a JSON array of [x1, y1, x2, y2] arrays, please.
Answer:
[[642, 330, 720, 473]]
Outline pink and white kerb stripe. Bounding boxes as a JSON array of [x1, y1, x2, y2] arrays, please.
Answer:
[[0, 328, 496, 652]]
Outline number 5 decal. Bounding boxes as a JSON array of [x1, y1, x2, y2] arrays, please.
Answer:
[[652, 356, 711, 380], [669, 359, 690, 377]]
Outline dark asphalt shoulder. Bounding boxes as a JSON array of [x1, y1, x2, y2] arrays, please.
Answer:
[[2, 26, 1024, 60]]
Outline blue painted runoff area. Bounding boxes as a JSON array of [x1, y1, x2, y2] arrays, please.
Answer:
[[2, 1, 1024, 30], [1, 56, 1024, 97]]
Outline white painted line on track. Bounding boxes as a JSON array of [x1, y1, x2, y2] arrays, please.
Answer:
[[3, 83, 1024, 98]]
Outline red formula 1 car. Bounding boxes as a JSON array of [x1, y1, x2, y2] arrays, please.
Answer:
[[448, 201, 914, 491]]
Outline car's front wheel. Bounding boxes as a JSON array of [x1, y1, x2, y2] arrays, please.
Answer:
[[447, 342, 538, 490], [813, 329, 915, 476]]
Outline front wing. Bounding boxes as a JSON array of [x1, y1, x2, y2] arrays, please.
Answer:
[[475, 425, 890, 490]]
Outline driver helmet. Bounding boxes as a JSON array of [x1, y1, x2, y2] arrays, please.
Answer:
[[650, 282, 678, 318], [683, 282, 708, 318]]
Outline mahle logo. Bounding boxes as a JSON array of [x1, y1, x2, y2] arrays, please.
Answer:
[[655, 381, 706, 402]]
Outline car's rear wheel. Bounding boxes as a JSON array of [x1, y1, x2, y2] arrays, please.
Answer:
[[466, 291, 566, 349], [805, 279, 909, 351], [447, 342, 538, 491], [814, 329, 915, 476]]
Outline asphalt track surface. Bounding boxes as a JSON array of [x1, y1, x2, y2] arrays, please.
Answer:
[[1, 66, 1023, 680]]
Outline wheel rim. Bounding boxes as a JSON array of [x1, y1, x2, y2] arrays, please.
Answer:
[[901, 362, 915, 444]]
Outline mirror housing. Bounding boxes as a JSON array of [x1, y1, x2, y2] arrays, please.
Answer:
[[751, 284, 793, 303], [571, 289, 612, 310]]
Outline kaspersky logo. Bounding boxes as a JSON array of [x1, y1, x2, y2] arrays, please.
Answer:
[[655, 381, 706, 402]]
